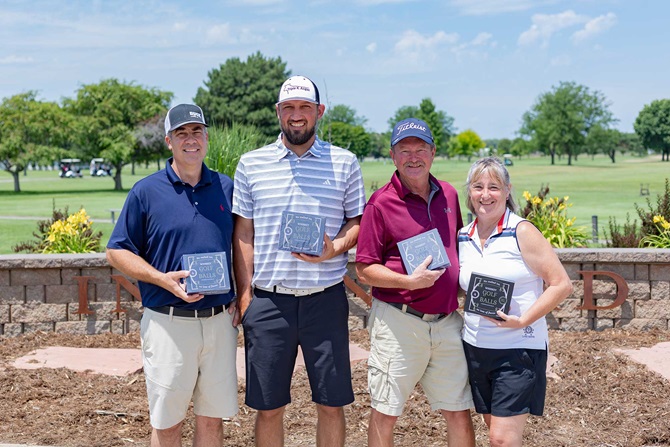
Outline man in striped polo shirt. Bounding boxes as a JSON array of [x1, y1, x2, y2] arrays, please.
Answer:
[[232, 75, 366, 446]]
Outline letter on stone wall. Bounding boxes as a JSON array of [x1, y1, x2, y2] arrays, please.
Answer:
[[111, 275, 141, 314], [577, 270, 629, 310], [74, 276, 94, 315]]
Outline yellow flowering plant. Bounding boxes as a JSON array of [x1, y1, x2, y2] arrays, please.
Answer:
[[639, 215, 670, 248], [13, 206, 102, 254], [43, 208, 101, 254], [520, 185, 590, 248]]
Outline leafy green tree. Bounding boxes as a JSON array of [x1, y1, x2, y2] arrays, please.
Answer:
[[387, 106, 419, 129], [449, 129, 485, 161], [510, 137, 532, 158], [317, 104, 370, 158], [497, 138, 513, 155], [195, 52, 289, 140], [134, 114, 170, 173], [64, 79, 172, 190], [368, 132, 391, 159], [319, 104, 368, 142], [585, 125, 622, 162], [327, 122, 370, 159], [520, 81, 615, 165], [634, 99, 670, 161], [322, 104, 367, 127], [0, 92, 74, 192], [618, 132, 645, 157]]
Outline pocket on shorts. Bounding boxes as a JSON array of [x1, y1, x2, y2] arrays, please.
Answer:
[[514, 348, 536, 371], [141, 316, 185, 391], [367, 335, 392, 405]]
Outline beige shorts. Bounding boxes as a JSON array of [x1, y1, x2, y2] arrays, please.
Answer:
[[367, 299, 474, 417], [140, 308, 239, 429]]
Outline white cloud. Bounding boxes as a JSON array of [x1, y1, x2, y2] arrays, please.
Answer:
[[172, 22, 187, 31], [0, 55, 34, 64], [206, 23, 237, 44], [239, 0, 284, 4], [471, 32, 493, 46], [356, 0, 414, 5], [518, 10, 588, 47], [395, 30, 459, 54], [550, 54, 572, 66], [366, 42, 377, 53], [572, 12, 617, 44], [449, 0, 557, 16]]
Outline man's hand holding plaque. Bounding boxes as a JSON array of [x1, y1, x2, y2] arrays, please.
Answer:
[[278, 211, 326, 256], [181, 252, 231, 295], [465, 273, 514, 321], [398, 228, 451, 275]]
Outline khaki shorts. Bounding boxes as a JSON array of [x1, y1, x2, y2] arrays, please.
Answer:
[[140, 308, 239, 429], [367, 299, 474, 417]]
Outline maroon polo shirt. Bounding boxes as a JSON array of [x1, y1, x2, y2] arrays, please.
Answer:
[[356, 171, 463, 314]]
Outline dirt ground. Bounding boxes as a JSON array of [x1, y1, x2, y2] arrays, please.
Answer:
[[1, 328, 669, 447]]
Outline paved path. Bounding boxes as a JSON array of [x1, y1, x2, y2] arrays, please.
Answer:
[[11, 345, 371, 379]]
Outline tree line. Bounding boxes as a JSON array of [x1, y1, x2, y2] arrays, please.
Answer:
[[2, 52, 669, 193]]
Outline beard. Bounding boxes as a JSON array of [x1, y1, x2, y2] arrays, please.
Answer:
[[281, 122, 317, 146]]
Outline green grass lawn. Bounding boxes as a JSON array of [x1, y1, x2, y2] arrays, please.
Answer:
[[0, 154, 667, 254]]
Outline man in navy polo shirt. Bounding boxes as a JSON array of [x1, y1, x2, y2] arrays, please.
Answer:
[[356, 118, 475, 446], [107, 103, 238, 447]]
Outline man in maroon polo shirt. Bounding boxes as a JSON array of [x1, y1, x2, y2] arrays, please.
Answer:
[[356, 118, 475, 447]]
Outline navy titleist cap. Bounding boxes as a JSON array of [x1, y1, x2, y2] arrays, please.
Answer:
[[391, 118, 434, 146], [165, 104, 208, 135]]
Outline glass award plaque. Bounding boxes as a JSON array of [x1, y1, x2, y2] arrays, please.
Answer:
[[398, 228, 451, 275], [278, 211, 326, 256], [465, 273, 514, 320], [181, 252, 231, 295]]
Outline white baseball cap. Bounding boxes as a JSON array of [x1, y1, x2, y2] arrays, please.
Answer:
[[277, 75, 320, 105]]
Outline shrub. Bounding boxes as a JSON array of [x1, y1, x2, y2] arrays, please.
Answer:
[[13, 206, 102, 254], [605, 214, 643, 248], [520, 185, 590, 248], [605, 177, 670, 248], [206, 123, 270, 179]]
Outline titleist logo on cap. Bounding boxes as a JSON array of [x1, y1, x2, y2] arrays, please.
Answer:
[[397, 122, 427, 134]]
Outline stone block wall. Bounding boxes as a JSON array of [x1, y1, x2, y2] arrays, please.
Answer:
[[1, 249, 669, 337], [552, 248, 670, 331]]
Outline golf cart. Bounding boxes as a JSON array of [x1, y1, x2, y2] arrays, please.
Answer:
[[59, 158, 83, 178], [89, 158, 112, 177], [503, 154, 514, 167]]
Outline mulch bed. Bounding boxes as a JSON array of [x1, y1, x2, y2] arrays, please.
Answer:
[[1, 328, 669, 447]]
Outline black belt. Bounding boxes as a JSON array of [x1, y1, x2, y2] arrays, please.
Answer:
[[387, 302, 447, 322], [254, 282, 343, 298], [149, 303, 231, 318]]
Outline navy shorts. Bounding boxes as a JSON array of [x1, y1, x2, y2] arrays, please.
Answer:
[[462, 341, 547, 417], [242, 282, 354, 410]]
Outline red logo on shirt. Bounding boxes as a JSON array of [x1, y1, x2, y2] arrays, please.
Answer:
[[220, 204, 225, 212]]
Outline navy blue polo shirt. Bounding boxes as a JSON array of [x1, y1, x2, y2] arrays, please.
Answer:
[[107, 158, 235, 309]]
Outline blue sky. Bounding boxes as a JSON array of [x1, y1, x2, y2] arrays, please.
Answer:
[[1, 0, 667, 139]]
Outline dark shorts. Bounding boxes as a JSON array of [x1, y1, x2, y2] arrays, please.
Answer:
[[242, 282, 354, 410], [462, 341, 547, 417]]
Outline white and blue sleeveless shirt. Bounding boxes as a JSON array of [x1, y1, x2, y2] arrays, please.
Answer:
[[458, 208, 548, 350]]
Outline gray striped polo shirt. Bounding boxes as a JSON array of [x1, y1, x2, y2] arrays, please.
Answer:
[[232, 135, 366, 289]]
